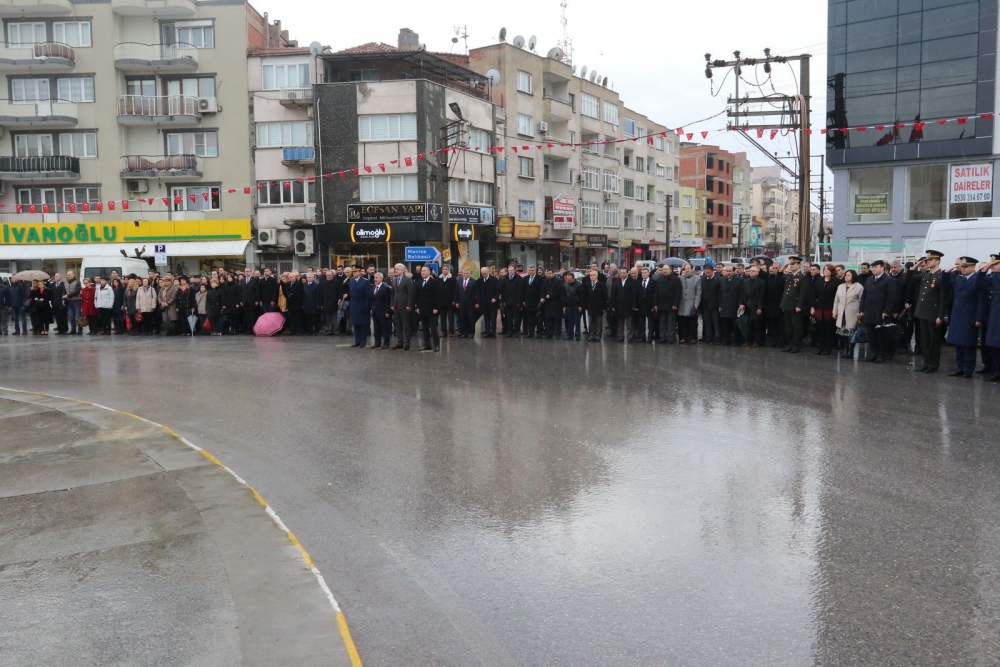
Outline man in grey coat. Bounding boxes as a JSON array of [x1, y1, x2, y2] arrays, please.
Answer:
[[678, 263, 702, 343], [390, 263, 415, 350]]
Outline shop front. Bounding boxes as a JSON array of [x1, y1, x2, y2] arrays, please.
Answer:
[[572, 233, 610, 268], [0, 219, 252, 277], [669, 236, 706, 259]]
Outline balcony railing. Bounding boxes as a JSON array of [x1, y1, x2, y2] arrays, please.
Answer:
[[0, 41, 74, 67], [113, 42, 198, 70], [0, 155, 80, 179], [281, 146, 314, 164], [0, 99, 77, 126], [283, 203, 317, 223], [116, 94, 200, 122], [120, 154, 201, 178], [279, 87, 312, 106]]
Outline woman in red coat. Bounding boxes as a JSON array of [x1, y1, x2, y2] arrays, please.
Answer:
[[80, 278, 97, 334]]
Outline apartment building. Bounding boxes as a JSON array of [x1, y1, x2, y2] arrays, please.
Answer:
[[679, 144, 735, 260], [752, 166, 792, 249], [0, 0, 260, 275], [675, 185, 707, 256], [313, 30, 498, 273], [468, 41, 679, 268], [731, 152, 752, 243]]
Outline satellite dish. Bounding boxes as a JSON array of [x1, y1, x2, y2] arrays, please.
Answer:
[[308, 41, 322, 57], [486, 68, 501, 86], [499, 27, 507, 42], [571, 65, 577, 75], [513, 35, 525, 48], [580, 65, 588, 79], [451, 36, 459, 44], [602, 76, 608, 87], [589, 70, 597, 83], [528, 35, 537, 51], [547, 47, 564, 61]]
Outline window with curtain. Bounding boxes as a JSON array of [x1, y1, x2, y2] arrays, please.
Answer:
[[358, 114, 417, 141], [262, 61, 309, 90], [255, 121, 313, 147]]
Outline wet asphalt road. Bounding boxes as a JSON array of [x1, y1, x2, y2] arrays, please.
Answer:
[[2, 333, 999, 666]]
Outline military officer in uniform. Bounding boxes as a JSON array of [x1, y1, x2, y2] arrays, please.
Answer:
[[914, 250, 950, 373], [943, 256, 982, 378], [982, 254, 1000, 382], [976, 254, 998, 375], [780, 256, 809, 353]]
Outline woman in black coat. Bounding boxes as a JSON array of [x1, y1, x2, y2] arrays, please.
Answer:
[[222, 274, 240, 334], [111, 278, 126, 334], [811, 264, 839, 356], [206, 280, 223, 336]]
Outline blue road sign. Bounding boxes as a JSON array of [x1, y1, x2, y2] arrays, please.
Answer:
[[404, 246, 439, 262]]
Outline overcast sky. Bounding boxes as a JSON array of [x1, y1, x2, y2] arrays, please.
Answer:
[[251, 0, 828, 178]]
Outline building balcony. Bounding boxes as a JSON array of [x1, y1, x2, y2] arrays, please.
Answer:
[[542, 93, 573, 121], [541, 136, 575, 159], [120, 154, 201, 179], [279, 87, 312, 107], [0, 155, 79, 180], [283, 203, 317, 225], [113, 42, 198, 73], [281, 146, 314, 165], [116, 95, 200, 125], [0, 42, 74, 71], [111, 0, 195, 16], [0, 0, 71, 15], [0, 99, 77, 128]]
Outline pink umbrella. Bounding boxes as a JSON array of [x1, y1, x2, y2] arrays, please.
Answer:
[[253, 311, 285, 337]]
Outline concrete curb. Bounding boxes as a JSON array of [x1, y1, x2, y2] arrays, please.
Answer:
[[0, 387, 361, 667]]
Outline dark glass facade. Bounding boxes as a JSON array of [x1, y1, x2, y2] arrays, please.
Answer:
[[827, 0, 997, 161]]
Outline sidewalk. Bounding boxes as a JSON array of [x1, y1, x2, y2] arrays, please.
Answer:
[[0, 388, 358, 667]]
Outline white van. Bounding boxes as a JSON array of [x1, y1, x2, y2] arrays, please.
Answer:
[[80, 256, 150, 280], [923, 218, 1000, 266]]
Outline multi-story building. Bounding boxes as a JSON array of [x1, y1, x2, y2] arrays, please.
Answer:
[[679, 144, 735, 260], [731, 152, 752, 246], [675, 185, 706, 257], [827, 0, 997, 262], [246, 17, 323, 272], [468, 41, 679, 268], [0, 0, 263, 275], [752, 166, 793, 249], [313, 30, 498, 273]]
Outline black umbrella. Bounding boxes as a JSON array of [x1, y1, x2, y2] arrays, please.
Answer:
[[748, 255, 773, 267], [657, 257, 687, 270]]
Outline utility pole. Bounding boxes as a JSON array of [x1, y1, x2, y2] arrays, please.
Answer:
[[665, 194, 672, 258], [440, 117, 467, 261], [797, 55, 811, 257]]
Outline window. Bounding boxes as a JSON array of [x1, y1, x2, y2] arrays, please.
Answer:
[[17, 188, 56, 206], [359, 174, 417, 202], [581, 202, 600, 228], [656, 164, 665, 177], [623, 215, 630, 230], [358, 114, 417, 141], [656, 191, 665, 204], [682, 195, 692, 208], [518, 156, 534, 178], [175, 22, 214, 48], [667, 167, 674, 180], [57, 77, 95, 102], [635, 156, 644, 172], [517, 113, 533, 136], [906, 163, 992, 220], [8, 22, 45, 45], [656, 218, 665, 232], [11, 78, 49, 102], [14, 134, 53, 157], [126, 79, 155, 97], [682, 220, 692, 234], [518, 199, 535, 221], [468, 127, 492, 152], [255, 121, 313, 147], [165, 77, 215, 98], [63, 187, 100, 207], [707, 156, 714, 169], [516, 70, 533, 94], [603, 169, 619, 193], [53, 21, 91, 47], [262, 60, 309, 90], [582, 166, 600, 190], [257, 179, 314, 205], [634, 214, 645, 230], [468, 181, 493, 205], [171, 185, 221, 211], [849, 166, 893, 223], [58, 132, 97, 158], [624, 179, 634, 199], [604, 203, 619, 228], [581, 93, 599, 118], [623, 118, 636, 137], [647, 158, 654, 175], [449, 178, 463, 203], [655, 136, 664, 150], [348, 70, 379, 82], [603, 101, 618, 125], [166, 131, 218, 157]]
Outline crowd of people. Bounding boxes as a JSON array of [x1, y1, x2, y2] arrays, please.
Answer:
[[1, 251, 998, 381]]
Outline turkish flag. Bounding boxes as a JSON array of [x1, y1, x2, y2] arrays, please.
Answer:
[[364, 166, 372, 173], [202, 192, 209, 201], [122, 200, 129, 210], [108, 200, 115, 210], [875, 125, 885, 131], [512, 146, 518, 152], [686, 133, 693, 140], [647, 136, 654, 145], [96, 202, 103, 212], [188, 194, 196, 203], [957, 117, 967, 125], [676, 127, 684, 136], [174, 196, 183, 205], [378, 164, 385, 172], [29, 204, 36, 214], [856, 126, 867, 132], [284, 181, 291, 188], [418, 153, 425, 160], [15, 205, 22, 213], [256, 184, 264, 190], [162, 197, 170, 206], [404, 156, 412, 166], [756, 129, 764, 138], [244, 186, 252, 194], [82, 202, 90, 212], [936, 119, 947, 125], [69, 203, 77, 213], [337, 172, 344, 178], [981, 113, 994, 120], [521, 146, 529, 151], [389, 160, 397, 166], [495, 147, 503, 153], [701, 131, 709, 139], [41, 204, 49, 213], [546, 143, 553, 148]]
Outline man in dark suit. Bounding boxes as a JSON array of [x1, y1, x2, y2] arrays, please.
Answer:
[[239, 268, 260, 334], [320, 269, 343, 335], [859, 259, 899, 363], [369, 272, 393, 349], [943, 257, 982, 377], [348, 266, 372, 347], [413, 266, 441, 352], [49, 272, 68, 334], [636, 267, 657, 343], [455, 268, 477, 338], [718, 265, 743, 345], [614, 268, 639, 343], [437, 264, 456, 337], [521, 265, 543, 338], [259, 268, 279, 313], [655, 264, 682, 344], [474, 266, 500, 338], [583, 269, 608, 342], [391, 263, 415, 349], [499, 264, 524, 338], [700, 265, 722, 343], [764, 263, 785, 347]]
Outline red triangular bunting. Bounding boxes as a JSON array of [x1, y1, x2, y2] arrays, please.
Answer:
[[757, 129, 764, 138], [701, 131, 709, 139], [41, 204, 49, 213], [82, 202, 89, 212], [770, 129, 779, 139], [936, 119, 947, 125], [686, 133, 693, 140], [856, 126, 867, 132], [96, 202, 103, 212], [364, 166, 372, 173], [15, 205, 22, 213], [676, 127, 684, 135], [378, 164, 385, 172], [957, 117, 967, 125], [68, 203, 76, 213]]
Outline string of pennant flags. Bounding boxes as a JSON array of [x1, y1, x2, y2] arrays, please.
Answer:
[[1, 110, 989, 215]]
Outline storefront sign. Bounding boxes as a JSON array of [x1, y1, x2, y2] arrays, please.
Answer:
[[950, 163, 993, 203], [0, 219, 251, 245], [497, 215, 514, 238], [669, 237, 704, 248], [619, 239, 633, 248], [552, 197, 575, 230], [853, 193, 888, 215], [585, 234, 607, 248], [348, 204, 430, 223], [349, 222, 391, 243], [453, 224, 475, 241], [513, 223, 542, 240], [444, 205, 495, 225], [748, 226, 761, 247], [573, 234, 588, 248]]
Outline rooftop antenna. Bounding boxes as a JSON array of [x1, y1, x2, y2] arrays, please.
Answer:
[[451, 25, 469, 54], [579, 65, 587, 79], [498, 27, 507, 42], [528, 35, 537, 52], [512, 35, 525, 49], [485, 68, 501, 86], [556, 0, 574, 64]]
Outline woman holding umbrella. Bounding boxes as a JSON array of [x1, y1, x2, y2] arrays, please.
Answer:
[[30, 279, 53, 335]]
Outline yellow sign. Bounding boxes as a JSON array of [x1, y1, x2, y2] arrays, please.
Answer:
[[0, 219, 251, 245], [497, 215, 515, 237], [513, 222, 541, 240], [442, 248, 452, 262]]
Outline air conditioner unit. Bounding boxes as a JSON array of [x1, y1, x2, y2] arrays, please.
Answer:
[[127, 178, 148, 194], [198, 97, 219, 113], [293, 228, 314, 255], [537, 121, 549, 133], [0, 181, 7, 196], [603, 192, 613, 202], [257, 228, 278, 246], [306, 106, 314, 119]]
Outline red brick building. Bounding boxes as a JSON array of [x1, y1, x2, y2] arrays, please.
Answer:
[[680, 145, 735, 257]]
